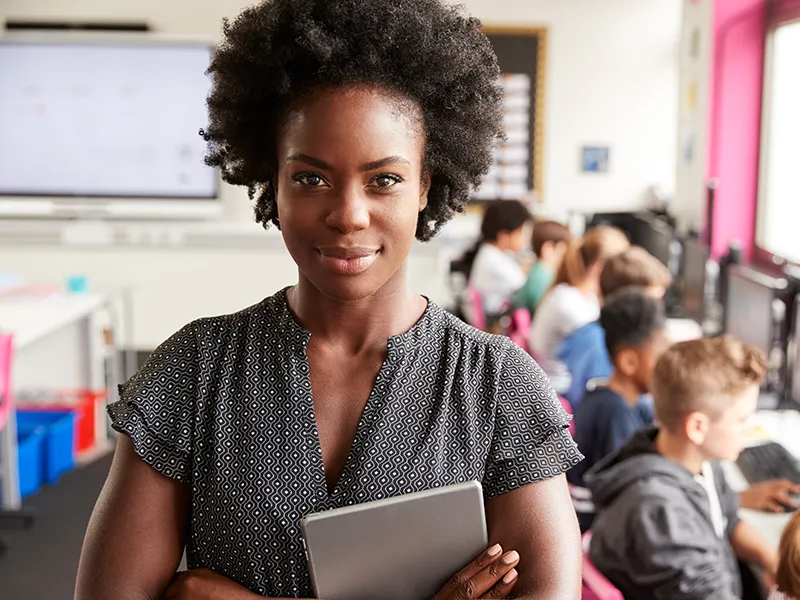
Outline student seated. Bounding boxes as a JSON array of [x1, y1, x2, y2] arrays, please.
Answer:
[[772, 511, 800, 600], [586, 336, 778, 600], [513, 220, 572, 316], [528, 226, 630, 394], [567, 288, 670, 532], [557, 246, 671, 409], [467, 199, 531, 319]]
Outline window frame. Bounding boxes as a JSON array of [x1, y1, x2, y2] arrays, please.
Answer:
[[755, 6, 800, 268]]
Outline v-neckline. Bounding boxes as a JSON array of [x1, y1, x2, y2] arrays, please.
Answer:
[[277, 288, 436, 502]]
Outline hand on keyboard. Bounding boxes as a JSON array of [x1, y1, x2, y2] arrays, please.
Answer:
[[739, 479, 800, 513]]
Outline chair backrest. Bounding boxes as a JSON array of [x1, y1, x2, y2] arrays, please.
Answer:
[[506, 308, 532, 352], [464, 286, 486, 331], [558, 395, 576, 437], [0, 332, 13, 432], [581, 532, 623, 600]]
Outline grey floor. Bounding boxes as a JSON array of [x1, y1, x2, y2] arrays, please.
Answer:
[[0, 453, 113, 600]]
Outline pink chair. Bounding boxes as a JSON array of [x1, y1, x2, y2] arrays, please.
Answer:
[[506, 308, 531, 352], [558, 395, 575, 437], [581, 532, 623, 600], [464, 286, 486, 331], [0, 333, 12, 432]]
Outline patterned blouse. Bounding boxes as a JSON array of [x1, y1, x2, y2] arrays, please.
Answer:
[[108, 288, 582, 597]]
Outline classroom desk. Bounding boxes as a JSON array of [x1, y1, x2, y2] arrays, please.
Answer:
[[0, 290, 122, 510], [722, 409, 800, 549]]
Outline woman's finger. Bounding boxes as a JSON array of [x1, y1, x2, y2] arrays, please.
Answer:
[[435, 545, 503, 599], [464, 551, 519, 598], [483, 568, 519, 599]]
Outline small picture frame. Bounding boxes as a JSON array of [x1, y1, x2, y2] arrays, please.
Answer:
[[581, 146, 610, 174]]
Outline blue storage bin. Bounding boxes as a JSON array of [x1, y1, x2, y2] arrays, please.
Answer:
[[16, 410, 77, 485], [16, 426, 46, 498]]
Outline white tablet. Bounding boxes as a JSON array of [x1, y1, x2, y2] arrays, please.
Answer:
[[300, 480, 488, 600]]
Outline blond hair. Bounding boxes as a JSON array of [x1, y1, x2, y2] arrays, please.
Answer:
[[651, 336, 767, 429], [600, 246, 672, 298], [554, 226, 630, 287], [777, 511, 800, 599]]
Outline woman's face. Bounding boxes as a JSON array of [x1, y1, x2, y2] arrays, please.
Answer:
[[276, 85, 429, 302]]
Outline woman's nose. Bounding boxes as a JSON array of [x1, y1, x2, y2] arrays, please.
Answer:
[[324, 188, 370, 234]]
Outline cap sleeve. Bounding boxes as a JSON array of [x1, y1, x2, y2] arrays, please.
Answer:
[[483, 342, 583, 499], [107, 322, 198, 483]]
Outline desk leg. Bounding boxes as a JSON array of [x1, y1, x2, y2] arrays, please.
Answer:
[[0, 411, 21, 510]]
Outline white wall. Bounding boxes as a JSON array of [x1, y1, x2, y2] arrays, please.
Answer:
[[462, 0, 681, 217], [0, 0, 683, 348], [674, 0, 713, 231]]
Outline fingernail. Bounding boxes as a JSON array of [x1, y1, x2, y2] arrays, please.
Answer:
[[502, 550, 519, 564], [503, 569, 519, 584], [487, 544, 502, 557]]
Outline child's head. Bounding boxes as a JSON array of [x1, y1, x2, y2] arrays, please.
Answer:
[[777, 510, 800, 598], [651, 336, 767, 462], [480, 200, 531, 253], [531, 220, 572, 267], [600, 288, 670, 395], [555, 226, 630, 292], [600, 246, 672, 300]]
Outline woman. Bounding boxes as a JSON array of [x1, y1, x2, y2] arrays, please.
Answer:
[[75, 1, 583, 598], [528, 226, 629, 395], [468, 200, 531, 319]]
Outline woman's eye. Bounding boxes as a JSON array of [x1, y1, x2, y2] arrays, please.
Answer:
[[294, 173, 326, 187], [372, 174, 402, 189]]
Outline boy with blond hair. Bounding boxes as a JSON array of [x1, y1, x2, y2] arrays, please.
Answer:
[[586, 336, 778, 600]]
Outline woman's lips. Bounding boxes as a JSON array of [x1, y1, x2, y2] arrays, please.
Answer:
[[317, 247, 380, 275]]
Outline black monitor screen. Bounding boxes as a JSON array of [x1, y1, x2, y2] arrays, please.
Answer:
[[681, 238, 709, 322]]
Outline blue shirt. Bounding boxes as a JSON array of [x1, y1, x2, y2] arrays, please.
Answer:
[[556, 321, 612, 410], [567, 387, 654, 488]]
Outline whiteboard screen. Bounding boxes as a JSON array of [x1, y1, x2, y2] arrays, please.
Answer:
[[0, 42, 218, 198]]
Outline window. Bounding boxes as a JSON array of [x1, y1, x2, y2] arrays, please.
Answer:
[[757, 19, 800, 264]]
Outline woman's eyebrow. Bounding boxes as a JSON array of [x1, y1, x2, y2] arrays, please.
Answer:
[[285, 154, 410, 171], [360, 156, 410, 171], [285, 153, 333, 170]]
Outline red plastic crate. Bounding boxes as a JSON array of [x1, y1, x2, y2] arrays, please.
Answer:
[[16, 389, 105, 453]]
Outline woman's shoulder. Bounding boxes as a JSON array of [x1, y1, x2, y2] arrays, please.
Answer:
[[430, 304, 539, 373], [178, 289, 293, 344]]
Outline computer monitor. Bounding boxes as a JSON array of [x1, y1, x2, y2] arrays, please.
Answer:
[[680, 238, 710, 323], [724, 266, 787, 359], [629, 214, 672, 267]]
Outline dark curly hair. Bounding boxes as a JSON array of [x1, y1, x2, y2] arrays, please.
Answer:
[[201, 0, 504, 241]]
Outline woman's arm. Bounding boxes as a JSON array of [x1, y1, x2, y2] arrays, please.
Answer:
[[485, 474, 582, 600], [75, 436, 190, 600]]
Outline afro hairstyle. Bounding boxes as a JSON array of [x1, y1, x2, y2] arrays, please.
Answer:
[[201, 0, 505, 241]]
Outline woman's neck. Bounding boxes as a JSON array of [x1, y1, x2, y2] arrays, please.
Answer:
[[287, 271, 427, 354]]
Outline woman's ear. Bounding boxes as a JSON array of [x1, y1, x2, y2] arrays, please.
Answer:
[[419, 172, 431, 212]]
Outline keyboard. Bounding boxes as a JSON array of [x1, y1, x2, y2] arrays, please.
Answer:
[[737, 442, 800, 486]]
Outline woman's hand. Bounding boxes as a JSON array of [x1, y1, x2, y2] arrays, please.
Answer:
[[163, 568, 260, 600], [433, 544, 520, 600]]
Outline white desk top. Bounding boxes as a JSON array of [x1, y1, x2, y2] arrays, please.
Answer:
[[0, 291, 107, 349], [722, 409, 800, 549]]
